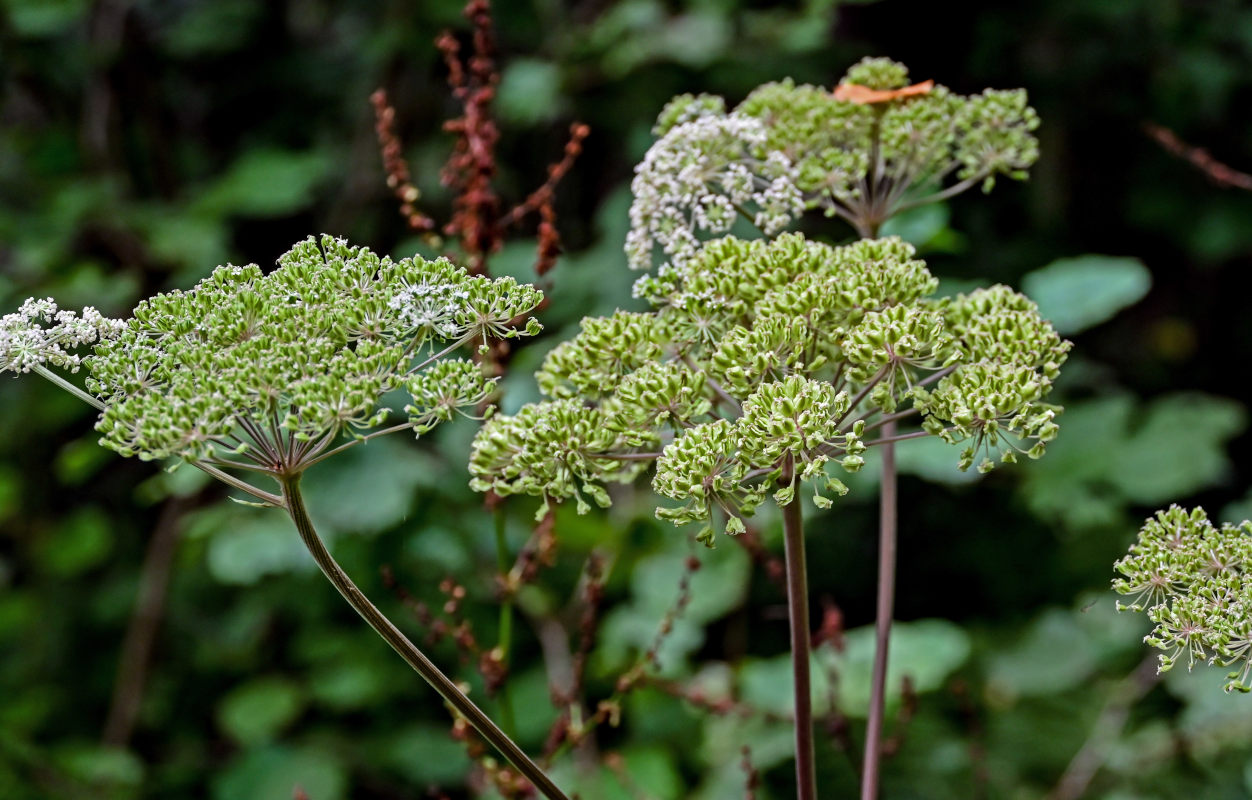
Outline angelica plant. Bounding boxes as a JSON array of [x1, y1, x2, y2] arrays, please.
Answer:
[[1113, 505, 1252, 693], [607, 56, 1046, 800], [470, 231, 1068, 799], [0, 235, 569, 800], [627, 56, 1040, 298]]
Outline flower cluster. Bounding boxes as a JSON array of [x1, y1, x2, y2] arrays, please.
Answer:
[[1, 298, 123, 375], [470, 233, 1067, 544], [626, 57, 1040, 288], [1113, 506, 1252, 692], [78, 235, 541, 474]]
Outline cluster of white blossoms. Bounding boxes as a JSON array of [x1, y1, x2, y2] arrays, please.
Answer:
[[625, 112, 805, 297], [0, 297, 124, 375]]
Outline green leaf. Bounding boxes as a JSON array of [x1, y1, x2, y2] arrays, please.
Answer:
[[212, 746, 346, 800], [824, 619, 971, 717], [497, 59, 564, 125], [984, 608, 1098, 700], [1021, 255, 1151, 334], [199, 510, 310, 585], [53, 744, 143, 788], [596, 538, 749, 675], [1106, 393, 1244, 504], [0, 0, 90, 37], [216, 676, 305, 746], [0, 465, 17, 523], [895, 435, 984, 486], [640, 540, 750, 624], [1020, 393, 1244, 530], [193, 149, 332, 218], [32, 509, 112, 577], [880, 203, 955, 250], [382, 723, 473, 786], [302, 436, 437, 536]]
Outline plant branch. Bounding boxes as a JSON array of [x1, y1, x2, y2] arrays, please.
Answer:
[[836, 367, 888, 428], [492, 506, 518, 739], [781, 458, 818, 800], [856, 408, 919, 435], [864, 429, 931, 447], [102, 496, 189, 747], [861, 422, 898, 800], [1048, 653, 1160, 800], [280, 475, 568, 800], [191, 462, 284, 506], [299, 422, 416, 470], [893, 172, 986, 214]]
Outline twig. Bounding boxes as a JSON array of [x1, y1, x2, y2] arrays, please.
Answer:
[[101, 496, 190, 746], [781, 457, 817, 800], [1144, 122, 1252, 190], [281, 476, 570, 800], [1048, 654, 1161, 800], [861, 423, 898, 800]]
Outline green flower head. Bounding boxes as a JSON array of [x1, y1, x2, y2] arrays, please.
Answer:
[[86, 235, 542, 474], [1114, 506, 1252, 692], [472, 231, 1068, 545]]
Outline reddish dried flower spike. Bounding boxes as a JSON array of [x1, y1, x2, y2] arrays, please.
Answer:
[[370, 89, 437, 235]]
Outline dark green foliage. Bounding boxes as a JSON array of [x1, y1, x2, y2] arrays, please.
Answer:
[[6, 1, 1252, 798]]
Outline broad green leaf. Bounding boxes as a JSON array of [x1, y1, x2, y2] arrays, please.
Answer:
[[595, 539, 748, 674], [895, 435, 984, 486], [1021, 393, 1244, 530], [53, 744, 143, 788], [497, 60, 564, 125], [0, 465, 17, 522], [1021, 255, 1151, 334], [212, 746, 346, 800], [193, 149, 332, 217], [216, 676, 305, 746], [200, 510, 309, 585], [1166, 666, 1252, 759], [824, 619, 971, 717], [302, 436, 437, 535], [383, 723, 473, 786], [31, 509, 112, 577], [1106, 393, 1244, 503], [984, 608, 1098, 700], [1, 0, 89, 36], [880, 203, 955, 250], [631, 540, 751, 624]]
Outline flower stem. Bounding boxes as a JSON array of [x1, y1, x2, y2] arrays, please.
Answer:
[[861, 423, 897, 800], [493, 505, 519, 739], [280, 475, 568, 800], [32, 364, 103, 410], [781, 463, 818, 800]]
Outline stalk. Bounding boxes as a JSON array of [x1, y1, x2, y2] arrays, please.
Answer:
[[860, 423, 897, 800], [781, 461, 818, 800], [280, 475, 568, 800], [493, 505, 518, 738]]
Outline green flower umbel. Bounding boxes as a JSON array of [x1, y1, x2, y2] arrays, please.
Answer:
[[77, 235, 542, 489], [626, 57, 1040, 285], [471, 233, 1068, 544], [1114, 506, 1252, 692]]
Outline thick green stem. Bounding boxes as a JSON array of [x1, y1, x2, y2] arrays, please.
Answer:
[[280, 476, 567, 800], [781, 465, 818, 800], [861, 424, 897, 800]]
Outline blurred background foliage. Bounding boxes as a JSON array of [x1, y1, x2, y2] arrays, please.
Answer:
[[4, 0, 1252, 798]]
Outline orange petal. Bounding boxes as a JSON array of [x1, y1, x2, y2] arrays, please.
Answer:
[[832, 79, 934, 105]]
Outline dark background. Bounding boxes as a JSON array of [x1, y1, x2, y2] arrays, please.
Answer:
[[4, 1, 1252, 798]]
